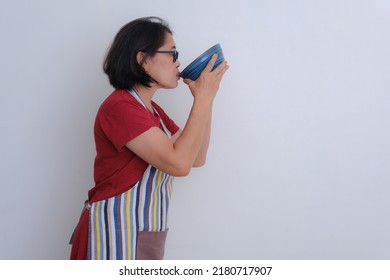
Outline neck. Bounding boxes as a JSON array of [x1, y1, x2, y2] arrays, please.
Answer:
[[133, 84, 157, 112]]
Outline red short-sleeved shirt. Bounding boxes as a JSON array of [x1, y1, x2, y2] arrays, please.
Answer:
[[89, 89, 180, 203]]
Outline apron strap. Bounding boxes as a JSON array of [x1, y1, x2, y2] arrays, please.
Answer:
[[128, 89, 171, 136], [69, 200, 91, 245]]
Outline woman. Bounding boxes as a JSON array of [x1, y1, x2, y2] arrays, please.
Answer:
[[70, 16, 229, 260]]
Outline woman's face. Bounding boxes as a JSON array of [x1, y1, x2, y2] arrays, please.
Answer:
[[143, 33, 181, 89]]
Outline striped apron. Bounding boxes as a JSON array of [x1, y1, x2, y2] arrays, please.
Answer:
[[88, 90, 174, 260]]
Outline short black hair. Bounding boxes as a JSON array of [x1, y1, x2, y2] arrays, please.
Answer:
[[103, 16, 172, 90]]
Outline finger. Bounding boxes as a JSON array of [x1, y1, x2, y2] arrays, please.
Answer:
[[213, 60, 228, 74], [214, 62, 229, 79], [204, 53, 218, 72]]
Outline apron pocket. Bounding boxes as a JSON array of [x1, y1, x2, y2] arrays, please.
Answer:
[[136, 230, 168, 260]]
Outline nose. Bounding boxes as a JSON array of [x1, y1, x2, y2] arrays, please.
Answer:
[[175, 59, 181, 68]]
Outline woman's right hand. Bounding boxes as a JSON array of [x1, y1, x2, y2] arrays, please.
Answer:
[[183, 54, 229, 103]]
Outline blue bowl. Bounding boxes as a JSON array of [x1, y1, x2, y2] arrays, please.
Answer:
[[180, 44, 224, 81]]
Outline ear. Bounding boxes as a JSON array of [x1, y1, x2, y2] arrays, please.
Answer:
[[136, 51, 149, 71]]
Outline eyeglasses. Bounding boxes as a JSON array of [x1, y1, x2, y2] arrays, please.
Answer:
[[155, 50, 179, 62]]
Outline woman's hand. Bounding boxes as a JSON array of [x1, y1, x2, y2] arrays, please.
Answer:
[[183, 54, 229, 103]]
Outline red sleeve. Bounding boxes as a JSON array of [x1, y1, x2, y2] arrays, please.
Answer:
[[98, 100, 158, 151], [152, 102, 180, 135]]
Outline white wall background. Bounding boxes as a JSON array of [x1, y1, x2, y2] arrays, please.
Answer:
[[1, 0, 389, 259]]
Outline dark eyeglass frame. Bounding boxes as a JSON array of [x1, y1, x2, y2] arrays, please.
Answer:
[[155, 50, 179, 62]]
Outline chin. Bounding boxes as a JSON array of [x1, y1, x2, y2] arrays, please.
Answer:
[[161, 81, 179, 89]]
